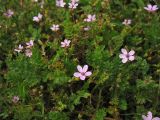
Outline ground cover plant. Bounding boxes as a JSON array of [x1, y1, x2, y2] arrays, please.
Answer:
[[0, 0, 160, 120]]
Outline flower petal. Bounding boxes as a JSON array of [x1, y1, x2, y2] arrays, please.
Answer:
[[148, 4, 152, 9], [142, 115, 147, 120], [129, 56, 135, 61], [152, 117, 160, 120], [66, 40, 71, 46], [14, 49, 20, 53], [74, 72, 81, 77], [82, 65, 88, 73], [88, 14, 92, 19], [64, 39, 68, 43], [152, 5, 158, 11], [147, 111, 152, 120], [85, 71, 92, 76], [144, 7, 149, 11], [80, 75, 86, 80], [122, 58, 128, 63], [119, 54, 126, 59], [61, 42, 65, 47], [33, 17, 39, 22], [121, 48, 128, 55], [77, 65, 83, 73], [128, 50, 135, 56], [38, 13, 42, 19]]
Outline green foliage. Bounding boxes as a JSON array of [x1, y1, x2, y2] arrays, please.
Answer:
[[0, 0, 160, 120], [13, 105, 33, 120], [68, 90, 90, 111], [48, 111, 69, 120], [94, 108, 106, 120]]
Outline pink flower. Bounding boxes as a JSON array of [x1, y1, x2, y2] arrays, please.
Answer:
[[144, 4, 158, 12], [142, 111, 160, 120], [50, 24, 59, 31], [122, 19, 131, 25], [68, 0, 79, 9], [61, 39, 71, 47], [25, 49, 32, 57], [119, 48, 135, 63], [26, 40, 34, 48], [14, 44, 23, 53], [4, 9, 14, 18], [12, 96, 19, 103], [33, 13, 43, 22], [84, 14, 96, 22], [74, 65, 92, 80], [56, 0, 66, 7]]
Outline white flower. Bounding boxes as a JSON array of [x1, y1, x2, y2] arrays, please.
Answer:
[[119, 48, 135, 63], [26, 40, 34, 48], [122, 19, 132, 25], [14, 44, 23, 53], [61, 39, 71, 47], [50, 24, 59, 31], [56, 0, 66, 7], [33, 13, 43, 22]]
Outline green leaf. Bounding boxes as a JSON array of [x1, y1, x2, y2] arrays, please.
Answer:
[[119, 99, 127, 110], [94, 108, 106, 120], [48, 111, 69, 120]]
